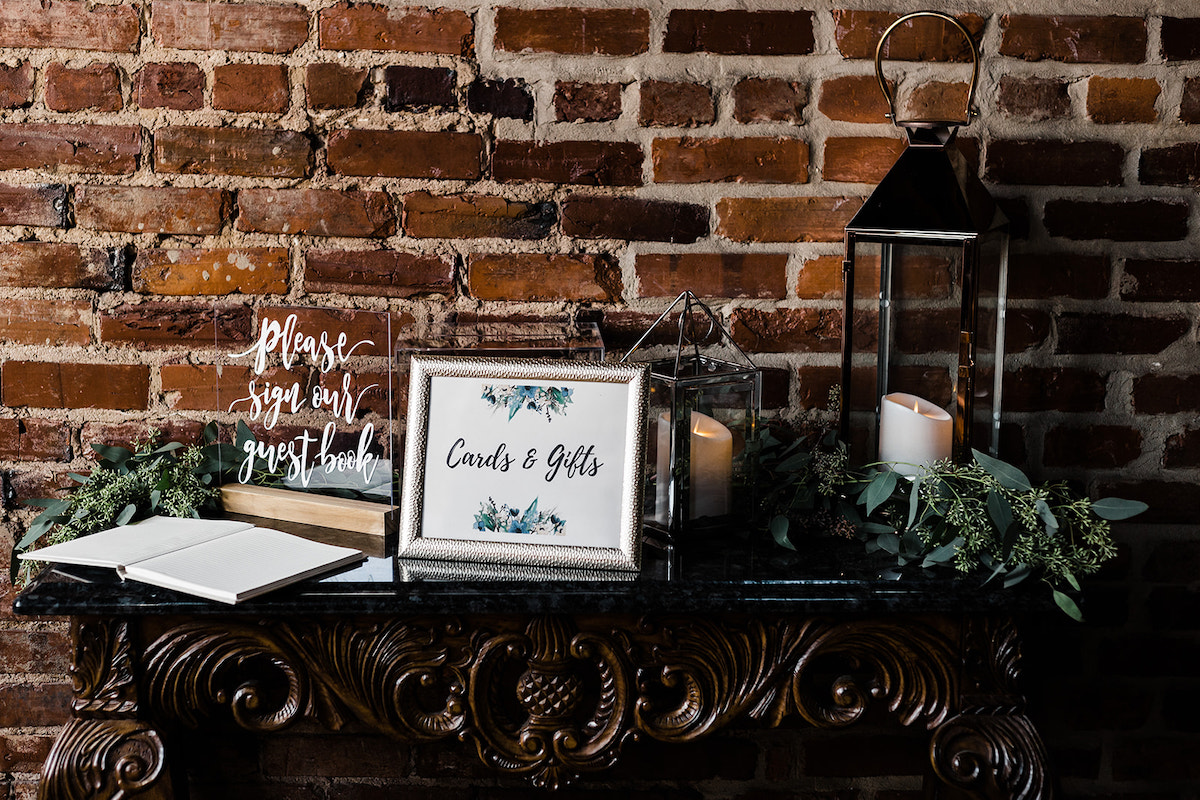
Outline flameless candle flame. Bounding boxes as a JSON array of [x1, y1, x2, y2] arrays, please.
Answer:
[[655, 411, 732, 523], [878, 392, 953, 477]]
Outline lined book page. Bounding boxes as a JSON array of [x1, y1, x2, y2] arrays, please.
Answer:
[[120, 527, 363, 603]]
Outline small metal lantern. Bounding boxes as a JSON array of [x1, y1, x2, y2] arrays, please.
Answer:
[[622, 292, 761, 540], [840, 11, 1009, 470]]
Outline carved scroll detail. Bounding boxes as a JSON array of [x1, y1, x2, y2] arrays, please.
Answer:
[[467, 616, 634, 789], [634, 617, 959, 741], [931, 712, 1051, 800], [71, 620, 138, 717], [39, 718, 169, 800]]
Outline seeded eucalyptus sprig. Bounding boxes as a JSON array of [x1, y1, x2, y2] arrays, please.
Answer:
[[756, 428, 1147, 620]]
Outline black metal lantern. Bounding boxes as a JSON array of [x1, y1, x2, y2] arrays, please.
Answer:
[[622, 292, 761, 540], [840, 11, 1008, 474]]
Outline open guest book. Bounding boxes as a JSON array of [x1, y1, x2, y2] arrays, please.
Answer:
[[19, 516, 364, 604]]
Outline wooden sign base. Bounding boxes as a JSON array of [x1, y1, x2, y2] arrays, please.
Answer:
[[220, 484, 397, 537]]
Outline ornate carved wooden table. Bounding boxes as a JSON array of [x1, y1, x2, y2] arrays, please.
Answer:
[[15, 523, 1052, 799]]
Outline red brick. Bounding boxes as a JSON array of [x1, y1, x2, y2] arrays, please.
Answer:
[[653, 137, 808, 184], [494, 140, 642, 186], [562, 195, 708, 243], [824, 137, 905, 184], [1000, 15, 1147, 63], [665, 9, 814, 55], [237, 188, 395, 238], [0, 734, 55, 774], [469, 254, 621, 302], [307, 63, 369, 109], [2, 362, 149, 410], [834, 11, 983, 60], [0, 183, 68, 227], [639, 81, 714, 127], [1122, 258, 1200, 301], [132, 248, 289, 295], [155, 126, 311, 178], [799, 253, 956, 300], [0, 0, 139, 52], [733, 78, 806, 124], [402, 191, 554, 239], [636, 253, 787, 299], [1162, 17, 1200, 61], [152, 0, 309, 53], [467, 78, 533, 120], [0, 418, 71, 462], [818, 75, 892, 123], [804, 733, 927, 778], [161, 363, 308, 412], [1133, 374, 1200, 414], [213, 64, 289, 113], [76, 185, 229, 235], [902, 81, 970, 123], [384, 65, 456, 111], [1141, 142, 1200, 187], [0, 123, 140, 174], [0, 297, 91, 346], [1008, 253, 1109, 300], [731, 307, 841, 353], [1183, 77, 1200, 124], [0, 242, 120, 289], [0, 61, 33, 108], [986, 139, 1124, 187], [305, 250, 454, 298], [1056, 312, 1188, 355], [327, 129, 483, 180], [495, 7, 648, 55], [262, 734, 410, 779], [0, 630, 70, 673], [1096, 480, 1200, 524], [998, 76, 1071, 120], [1164, 427, 1200, 469], [257, 307, 398, 358], [1087, 76, 1159, 123], [1044, 199, 1190, 242], [45, 62, 122, 112], [554, 81, 621, 122], [0, 683, 72, 727], [319, 4, 473, 55], [1044, 425, 1142, 468], [717, 196, 861, 243], [1112, 738, 1200, 781], [100, 302, 251, 349], [134, 62, 203, 110]]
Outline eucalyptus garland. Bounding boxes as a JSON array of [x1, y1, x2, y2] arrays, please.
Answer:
[[755, 428, 1147, 620], [13, 423, 242, 586]]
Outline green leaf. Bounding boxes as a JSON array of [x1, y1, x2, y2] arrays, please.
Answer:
[[235, 420, 256, 449], [906, 476, 921, 529], [863, 470, 898, 516], [777, 452, 813, 473], [202, 420, 220, 445], [92, 443, 134, 465], [922, 536, 963, 569], [1090, 497, 1149, 521], [858, 521, 897, 535], [769, 515, 795, 551], [1035, 498, 1059, 533], [115, 504, 137, 526], [16, 515, 59, 550], [876, 532, 900, 554], [986, 489, 1014, 536], [971, 448, 1032, 492], [1003, 564, 1032, 587], [1062, 569, 1081, 592], [151, 441, 185, 455], [1052, 589, 1084, 622], [149, 489, 162, 511]]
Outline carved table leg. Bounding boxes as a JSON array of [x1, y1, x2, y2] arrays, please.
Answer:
[[39, 718, 172, 800], [930, 711, 1052, 800]]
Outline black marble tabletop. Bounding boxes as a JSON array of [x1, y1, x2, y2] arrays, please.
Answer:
[[14, 515, 1037, 618]]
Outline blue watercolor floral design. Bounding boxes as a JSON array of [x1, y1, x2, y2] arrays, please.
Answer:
[[473, 497, 566, 536], [481, 384, 573, 421]]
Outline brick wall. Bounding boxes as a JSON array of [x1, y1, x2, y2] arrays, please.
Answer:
[[1, 1, 1198, 797]]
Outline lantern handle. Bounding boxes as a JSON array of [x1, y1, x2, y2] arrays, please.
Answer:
[[874, 10, 980, 129]]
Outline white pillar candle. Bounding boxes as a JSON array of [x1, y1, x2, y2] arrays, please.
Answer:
[[878, 392, 953, 477], [656, 410, 733, 522]]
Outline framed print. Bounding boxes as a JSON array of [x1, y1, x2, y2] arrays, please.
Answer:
[[399, 356, 649, 571]]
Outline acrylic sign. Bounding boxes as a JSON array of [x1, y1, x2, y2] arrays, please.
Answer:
[[219, 306, 394, 502]]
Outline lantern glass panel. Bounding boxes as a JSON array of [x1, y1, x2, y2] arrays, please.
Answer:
[[644, 355, 760, 538], [842, 230, 1007, 464]]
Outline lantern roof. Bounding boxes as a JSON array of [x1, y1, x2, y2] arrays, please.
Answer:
[[620, 291, 757, 380], [846, 126, 1008, 241]]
